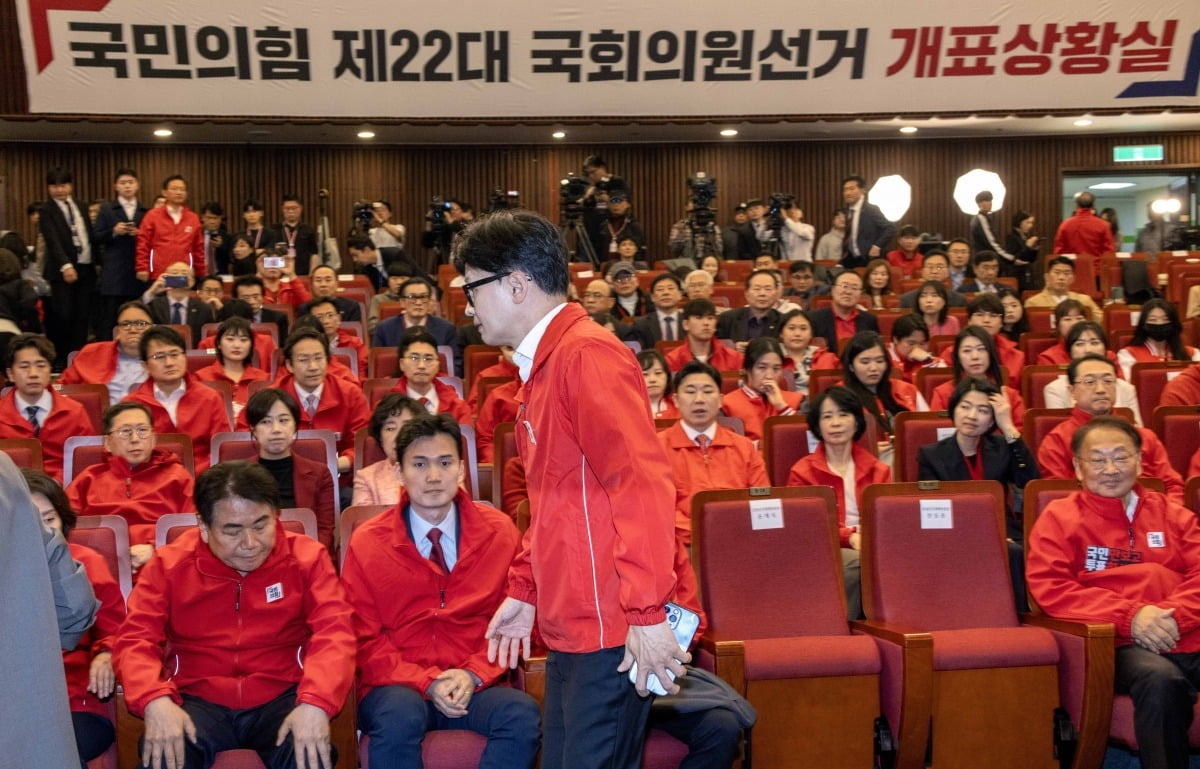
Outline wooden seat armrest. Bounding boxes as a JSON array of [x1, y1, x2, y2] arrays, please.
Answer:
[[1021, 614, 1116, 769], [852, 620, 933, 769], [698, 635, 747, 696], [519, 656, 547, 707], [1019, 613, 1116, 639], [851, 619, 934, 648]]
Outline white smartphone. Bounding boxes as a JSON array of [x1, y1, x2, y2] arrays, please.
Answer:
[[627, 601, 701, 695]]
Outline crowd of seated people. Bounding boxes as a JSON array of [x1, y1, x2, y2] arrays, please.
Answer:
[[10, 182, 1200, 769]]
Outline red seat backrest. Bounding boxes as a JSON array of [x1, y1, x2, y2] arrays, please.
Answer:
[[892, 411, 954, 483], [1131, 362, 1194, 428], [1150, 405, 1200, 477], [1021, 365, 1068, 410], [1022, 335, 1060, 364], [862, 481, 1013, 629], [0, 438, 43, 471], [55, 383, 108, 433], [694, 487, 849, 638]]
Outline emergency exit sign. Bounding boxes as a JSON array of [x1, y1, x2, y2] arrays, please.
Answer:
[[1113, 145, 1164, 162]]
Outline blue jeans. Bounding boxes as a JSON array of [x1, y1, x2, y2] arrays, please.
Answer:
[[358, 684, 539, 769]]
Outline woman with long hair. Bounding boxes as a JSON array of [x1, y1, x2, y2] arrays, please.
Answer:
[[997, 288, 1029, 344], [929, 326, 1026, 428], [775, 309, 839, 397], [839, 331, 925, 444], [863, 258, 894, 310], [1116, 297, 1200, 379]]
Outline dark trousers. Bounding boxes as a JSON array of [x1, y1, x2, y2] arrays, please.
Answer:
[[358, 684, 540, 769], [649, 707, 742, 769], [137, 686, 333, 769], [1114, 645, 1200, 769], [542, 646, 653, 769], [45, 264, 98, 366], [73, 711, 115, 768]]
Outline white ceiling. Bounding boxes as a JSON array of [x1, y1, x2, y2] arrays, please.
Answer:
[[2, 110, 1199, 145]]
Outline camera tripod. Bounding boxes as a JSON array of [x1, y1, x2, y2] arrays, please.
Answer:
[[561, 217, 600, 267]]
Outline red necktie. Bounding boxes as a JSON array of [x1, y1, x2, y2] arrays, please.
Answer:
[[696, 434, 711, 465], [427, 528, 450, 574]]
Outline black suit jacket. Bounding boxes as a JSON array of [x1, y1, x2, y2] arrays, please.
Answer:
[[715, 307, 781, 343], [916, 433, 1039, 539], [39, 199, 92, 283], [842, 201, 895, 268], [258, 307, 289, 342], [807, 307, 880, 352], [93, 199, 148, 295], [631, 309, 684, 349], [148, 295, 216, 346]]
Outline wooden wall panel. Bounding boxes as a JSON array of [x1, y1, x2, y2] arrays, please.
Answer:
[[2, 133, 1198, 268]]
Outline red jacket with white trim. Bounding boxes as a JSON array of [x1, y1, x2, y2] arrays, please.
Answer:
[[508, 303, 676, 653], [342, 490, 519, 701], [113, 524, 355, 717], [1028, 487, 1200, 651], [66, 449, 194, 546], [0, 387, 93, 482], [124, 374, 232, 473], [135, 205, 205, 279]]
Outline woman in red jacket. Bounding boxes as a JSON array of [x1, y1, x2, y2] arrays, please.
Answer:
[[194, 316, 270, 418], [840, 331, 925, 447], [26, 469, 126, 768], [776, 309, 840, 398], [787, 386, 891, 619], [720, 336, 802, 443], [929, 327, 1026, 429], [246, 388, 337, 551], [637, 350, 678, 420]]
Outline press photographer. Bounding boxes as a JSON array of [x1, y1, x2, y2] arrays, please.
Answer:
[[762, 193, 816, 262], [668, 173, 723, 262]]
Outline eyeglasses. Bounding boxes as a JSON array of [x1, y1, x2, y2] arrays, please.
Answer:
[[148, 350, 184, 362], [402, 293, 431, 301], [1081, 453, 1136, 472], [108, 426, 152, 440], [404, 354, 438, 365], [117, 320, 151, 329], [611, 273, 636, 283], [1074, 376, 1116, 389], [462, 271, 512, 306]]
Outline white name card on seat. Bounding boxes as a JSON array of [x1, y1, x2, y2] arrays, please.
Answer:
[[920, 499, 953, 529], [337, 274, 354, 281], [578, 270, 595, 278], [1131, 311, 1141, 326], [936, 427, 956, 441], [749, 498, 784, 530]]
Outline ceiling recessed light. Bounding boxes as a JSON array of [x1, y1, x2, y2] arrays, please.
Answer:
[[153, 128, 173, 137], [552, 131, 566, 139], [1073, 119, 1093, 127], [357, 130, 376, 139], [899, 126, 918, 134], [1088, 182, 1137, 190], [719, 128, 738, 137]]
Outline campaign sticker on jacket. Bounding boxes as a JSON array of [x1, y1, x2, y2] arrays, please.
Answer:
[[1148, 532, 1165, 548], [266, 583, 284, 602]]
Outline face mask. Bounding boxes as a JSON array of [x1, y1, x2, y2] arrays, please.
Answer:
[[1144, 323, 1173, 342]]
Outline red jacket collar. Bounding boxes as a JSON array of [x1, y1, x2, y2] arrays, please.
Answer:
[[191, 519, 294, 580], [390, 488, 493, 563], [104, 447, 181, 478]]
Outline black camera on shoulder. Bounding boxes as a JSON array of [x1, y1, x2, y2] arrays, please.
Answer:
[[352, 201, 375, 232], [687, 172, 717, 229], [766, 192, 796, 234]]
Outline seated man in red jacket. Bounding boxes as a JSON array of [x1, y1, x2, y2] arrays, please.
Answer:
[[58, 300, 151, 403], [0, 334, 92, 481], [656, 361, 769, 544], [389, 326, 471, 422], [1028, 417, 1200, 769], [343, 414, 540, 768], [123, 325, 231, 473], [113, 460, 355, 769], [1037, 354, 1184, 503], [67, 402, 194, 572], [267, 327, 370, 473], [663, 299, 743, 373], [306, 296, 368, 380]]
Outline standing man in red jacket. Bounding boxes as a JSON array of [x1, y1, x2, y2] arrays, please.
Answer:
[[135, 175, 205, 282], [1053, 191, 1115, 265], [113, 461, 355, 769], [463, 211, 685, 769], [343, 414, 540, 768]]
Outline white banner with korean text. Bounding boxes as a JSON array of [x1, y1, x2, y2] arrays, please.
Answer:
[[15, 0, 1200, 117]]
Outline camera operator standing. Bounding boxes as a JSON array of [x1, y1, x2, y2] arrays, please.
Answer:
[[585, 183, 644, 263], [420, 197, 468, 270], [762, 195, 816, 262], [369, 200, 406, 251], [669, 174, 722, 262]]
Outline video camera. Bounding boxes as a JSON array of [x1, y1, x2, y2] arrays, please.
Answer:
[[687, 172, 717, 229], [488, 188, 519, 213], [352, 201, 375, 232], [428, 196, 453, 231], [559, 175, 589, 222], [766, 192, 796, 235]]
